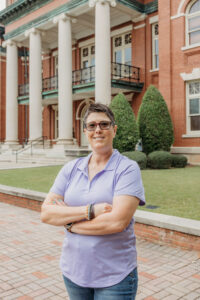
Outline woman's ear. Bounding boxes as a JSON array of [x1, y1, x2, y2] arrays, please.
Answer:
[[113, 125, 117, 136]]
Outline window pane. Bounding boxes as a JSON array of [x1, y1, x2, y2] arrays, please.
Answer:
[[190, 0, 200, 14], [190, 98, 200, 114], [155, 39, 159, 54], [190, 115, 200, 130], [115, 50, 122, 63], [83, 61, 88, 68], [91, 57, 95, 66], [189, 30, 200, 44], [155, 55, 159, 68], [125, 47, 132, 65], [189, 16, 200, 31], [189, 82, 200, 94]]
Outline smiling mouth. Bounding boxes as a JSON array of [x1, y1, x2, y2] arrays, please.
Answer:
[[93, 137, 104, 140]]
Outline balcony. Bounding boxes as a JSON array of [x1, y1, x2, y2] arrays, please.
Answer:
[[18, 62, 143, 100]]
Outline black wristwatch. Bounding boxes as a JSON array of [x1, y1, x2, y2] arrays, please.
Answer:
[[64, 222, 73, 232]]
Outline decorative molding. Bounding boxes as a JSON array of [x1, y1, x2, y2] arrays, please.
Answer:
[[2, 39, 21, 48], [78, 38, 95, 48], [3, 0, 88, 41], [133, 24, 145, 30], [171, 146, 200, 154], [89, 0, 117, 8], [0, 0, 53, 26], [171, 13, 185, 20], [111, 24, 132, 37], [180, 68, 200, 81], [150, 68, 159, 72], [182, 134, 200, 138], [133, 14, 146, 23], [181, 43, 200, 51], [53, 13, 77, 24], [149, 15, 158, 24], [177, 0, 187, 15], [76, 99, 94, 120], [25, 28, 45, 38]]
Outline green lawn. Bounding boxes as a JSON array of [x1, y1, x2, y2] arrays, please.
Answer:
[[0, 165, 199, 221]]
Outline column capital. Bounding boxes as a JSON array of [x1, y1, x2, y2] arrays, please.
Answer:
[[89, 0, 116, 8], [53, 13, 77, 24], [2, 39, 21, 48], [25, 28, 45, 38]]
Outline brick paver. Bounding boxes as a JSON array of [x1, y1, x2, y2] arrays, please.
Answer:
[[0, 202, 199, 300]]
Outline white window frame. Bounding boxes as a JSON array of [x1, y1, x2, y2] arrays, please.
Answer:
[[112, 32, 132, 65], [152, 23, 159, 71], [186, 80, 200, 134], [186, 0, 200, 47], [81, 44, 95, 69]]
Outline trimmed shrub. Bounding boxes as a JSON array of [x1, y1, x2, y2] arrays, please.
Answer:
[[148, 151, 172, 169], [122, 151, 147, 169], [171, 154, 188, 168], [137, 85, 174, 155], [109, 93, 139, 152]]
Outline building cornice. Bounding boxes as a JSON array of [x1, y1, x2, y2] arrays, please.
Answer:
[[117, 0, 157, 14], [0, 0, 53, 26], [2, 0, 158, 41]]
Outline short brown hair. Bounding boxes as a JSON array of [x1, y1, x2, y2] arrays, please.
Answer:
[[83, 103, 115, 127]]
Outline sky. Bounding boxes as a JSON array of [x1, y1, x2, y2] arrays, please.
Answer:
[[0, 0, 6, 12]]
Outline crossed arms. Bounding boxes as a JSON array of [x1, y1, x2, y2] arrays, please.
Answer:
[[41, 192, 139, 235]]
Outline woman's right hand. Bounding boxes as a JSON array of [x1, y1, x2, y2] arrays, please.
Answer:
[[94, 203, 112, 217]]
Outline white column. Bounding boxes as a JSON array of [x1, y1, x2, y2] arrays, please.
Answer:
[[54, 14, 76, 144], [89, 0, 116, 105], [3, 40, 19, 145], [25, 28, 43, 141]]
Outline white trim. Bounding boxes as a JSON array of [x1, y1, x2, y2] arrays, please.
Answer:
[[181, 42, 200, 50], [42, 56, 51, 60], [149, 15, 158, 24], [185, 80, 200, 134], [182, 134, 200, 137], [150, 68, 159, 72], [111, 25, 133, 37], [171, 13, 185, 20], [133, 24, 145, 30], [171, 147, 200, 154], [52, 51, 58, 57], [177, 0, 188, 15], [79, 38, 95, 48], [180, 68, 200, 81], [133, 14, 146, 23]]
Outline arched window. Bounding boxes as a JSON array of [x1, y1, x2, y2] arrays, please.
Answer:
[[187, 0, 200, 45]]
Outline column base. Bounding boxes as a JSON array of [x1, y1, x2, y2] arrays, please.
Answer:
[[56, 139, 74, 146]]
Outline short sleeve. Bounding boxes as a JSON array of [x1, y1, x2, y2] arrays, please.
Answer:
[[114, 161, 145, 206], [50, 164, 71, 196]]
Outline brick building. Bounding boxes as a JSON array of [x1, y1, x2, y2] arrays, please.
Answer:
[[0, 0, 200, 162]]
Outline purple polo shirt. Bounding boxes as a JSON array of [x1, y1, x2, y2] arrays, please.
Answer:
[[50, 149, 145, 288]]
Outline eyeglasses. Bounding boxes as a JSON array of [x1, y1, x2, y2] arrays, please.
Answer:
[[84, 121, 114, 131]]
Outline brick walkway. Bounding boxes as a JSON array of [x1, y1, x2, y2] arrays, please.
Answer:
[[0, 202, 199, 300]]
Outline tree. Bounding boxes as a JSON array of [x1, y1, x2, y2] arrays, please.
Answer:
[[109, 93, 139, 152], [137, 85, 174, 155]]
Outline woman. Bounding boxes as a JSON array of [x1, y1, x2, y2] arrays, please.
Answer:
[[41, 103, 145, 300]]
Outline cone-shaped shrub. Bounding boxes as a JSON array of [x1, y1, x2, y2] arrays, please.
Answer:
[[137, 85, 174, 155], [109, 93, 139, 152]]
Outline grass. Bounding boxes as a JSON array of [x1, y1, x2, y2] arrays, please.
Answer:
[[0, 165, 199, 220]]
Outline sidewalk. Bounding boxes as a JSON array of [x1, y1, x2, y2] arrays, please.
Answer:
[[0, 202, 199, 300]]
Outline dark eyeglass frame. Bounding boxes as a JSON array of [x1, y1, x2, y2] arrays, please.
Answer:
[[84, 121, 115, 131]]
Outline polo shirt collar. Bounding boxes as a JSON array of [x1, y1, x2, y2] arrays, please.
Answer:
[[77, 149, 119, 173]]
